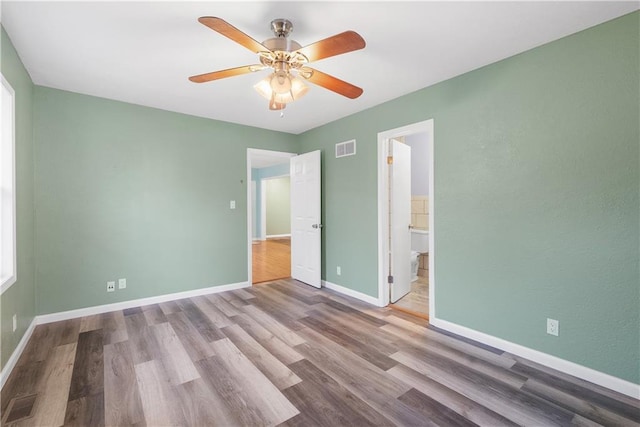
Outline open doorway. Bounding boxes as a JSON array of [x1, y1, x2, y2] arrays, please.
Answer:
[[254, 175, 291, 283], [377, 120, 434, 319], [247, 149, 296, 284]]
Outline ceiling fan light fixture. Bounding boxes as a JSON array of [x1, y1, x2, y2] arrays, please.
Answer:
[[269, 98, 286, 110], [289, 76, 309, 100], [270, 70, 292, 94], [254, 74, 309, 105], [253, 78, 272, 99]]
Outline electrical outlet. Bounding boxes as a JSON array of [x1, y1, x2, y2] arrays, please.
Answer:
[[547, 318, 559, 336], [337, 266, 341, 275], [107, 281, 116, 292], [118, 278, 127, 289], [12, 314, 17, 332], [230, 200, 236, 209]]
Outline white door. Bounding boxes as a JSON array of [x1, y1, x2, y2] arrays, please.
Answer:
[[390, 140, 412, 302], [290, 150, 322, 288]]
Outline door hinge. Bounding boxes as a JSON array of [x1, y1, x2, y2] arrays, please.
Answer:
[[388, 275, 394, 284], [387, 156, 393, 164]]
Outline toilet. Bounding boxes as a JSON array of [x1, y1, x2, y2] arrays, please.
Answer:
[[410, 251, 421, 282], [410, 229, 429, 282]]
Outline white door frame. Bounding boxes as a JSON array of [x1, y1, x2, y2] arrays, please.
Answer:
[[377, 119, 435, 315], [247, 148, 297, 285], [260, 180, 266, 240], [251, 180, 257, 240]]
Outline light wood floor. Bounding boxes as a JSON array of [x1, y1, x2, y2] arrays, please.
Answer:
[[2, 279, 638, 426], [252, 238, 291, 284], [391, 277, 429, 318]]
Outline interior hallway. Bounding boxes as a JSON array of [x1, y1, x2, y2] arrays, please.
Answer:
[[252, 238, 291, 284]]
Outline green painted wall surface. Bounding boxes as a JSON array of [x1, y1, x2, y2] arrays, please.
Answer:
[[34, 87, 296, 314], [299, 12, 640, 383], [266, 177, 291, 236], [0, 27, 36, 370], [299, 130, 377, 295]]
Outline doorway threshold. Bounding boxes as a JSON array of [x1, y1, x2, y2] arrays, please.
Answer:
[[389, 303, 429, 321]]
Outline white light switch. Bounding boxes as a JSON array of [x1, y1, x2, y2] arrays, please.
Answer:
[[118, 278, 127, 289], [230, 200, 236, 209]]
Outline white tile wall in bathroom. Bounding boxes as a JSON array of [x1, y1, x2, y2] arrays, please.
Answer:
[[411, 195, 429, 230]]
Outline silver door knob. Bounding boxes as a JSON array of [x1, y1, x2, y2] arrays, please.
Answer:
[[312, 224, 324, 229]]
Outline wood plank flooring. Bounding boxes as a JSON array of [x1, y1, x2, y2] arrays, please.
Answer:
[[2, 279, 638, 426], [252, 239, 291, 284]]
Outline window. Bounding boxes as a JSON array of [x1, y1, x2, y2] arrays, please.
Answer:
[[1, 75, 16, 292]]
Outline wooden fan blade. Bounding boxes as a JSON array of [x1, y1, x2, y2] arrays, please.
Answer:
[[198, 17, 269, 54], [296, 31, 365, 62], [189, 65, 260, 83], [303, 68, 363, 99]]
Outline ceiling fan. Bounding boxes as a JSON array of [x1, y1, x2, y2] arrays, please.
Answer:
[[189, 17, 366, 111]]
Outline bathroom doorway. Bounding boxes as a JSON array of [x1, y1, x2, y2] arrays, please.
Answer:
[[377, 120, 434, 319]]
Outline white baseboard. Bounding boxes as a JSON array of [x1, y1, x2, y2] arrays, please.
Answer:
[[1, 318, 36, 389], [322, 280, 384, 307], [37, 281, 251, 325], [430, 317, 640, 399], [266, 234, 291, 239]]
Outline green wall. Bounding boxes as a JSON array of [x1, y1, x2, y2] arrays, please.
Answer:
[[299, 12, 639, 383], [0, 28, 36, 370], [34, 87, 297, 314], [266, 176, 291, 236]]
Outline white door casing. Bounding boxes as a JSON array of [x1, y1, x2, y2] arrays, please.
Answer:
[[251, 181, 257, 239], [290, 150, 322, 288], [260, 180, 267, 240], [377, 119, 434, 311], [390, 140, 412, 303]]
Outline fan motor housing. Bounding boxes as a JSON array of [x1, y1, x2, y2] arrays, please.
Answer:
[[262, 37, 302, 53]]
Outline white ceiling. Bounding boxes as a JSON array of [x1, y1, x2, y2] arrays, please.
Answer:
[[1, 1, 637, 134]]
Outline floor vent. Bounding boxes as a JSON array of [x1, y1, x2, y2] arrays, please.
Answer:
[[335, 139, 356, 158], [1, 394, 37, 424]]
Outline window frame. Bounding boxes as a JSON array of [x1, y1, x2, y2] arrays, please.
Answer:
[[1, 73, 17, 293]]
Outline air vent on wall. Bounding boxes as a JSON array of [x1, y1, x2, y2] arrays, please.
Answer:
[[335, 139, 356, 158]]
